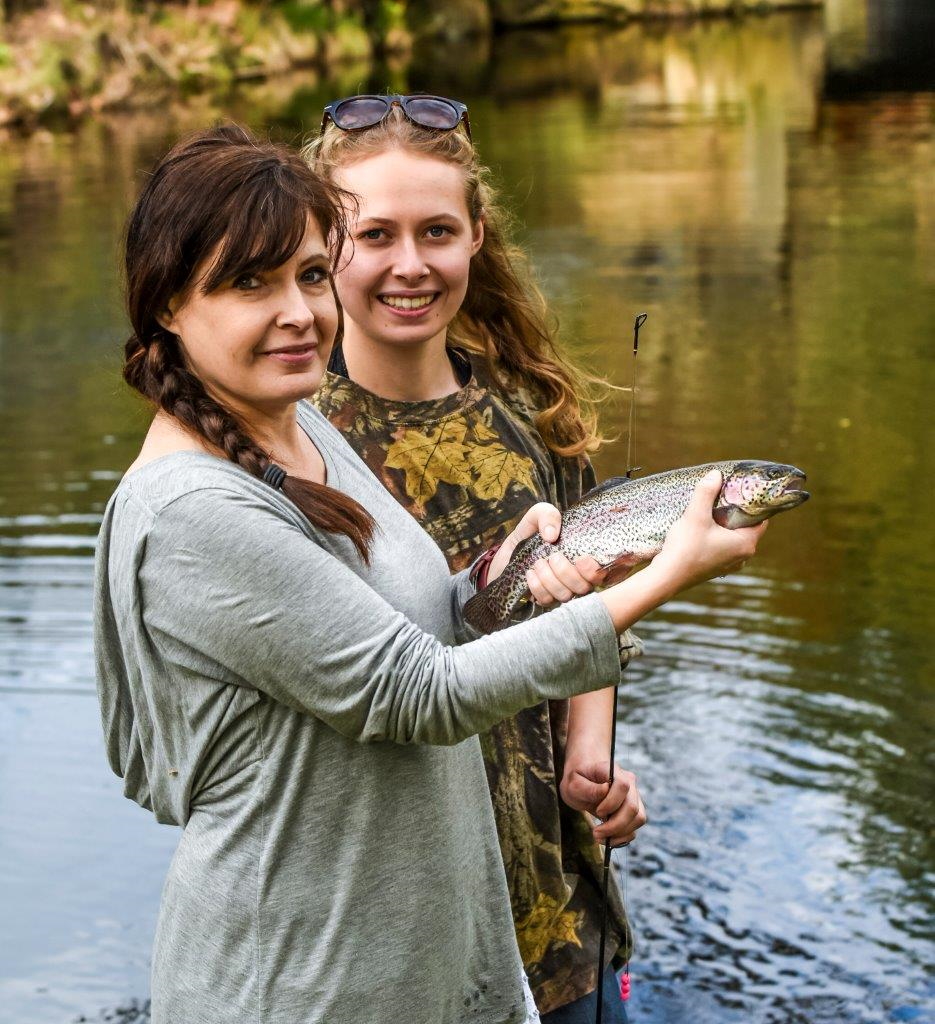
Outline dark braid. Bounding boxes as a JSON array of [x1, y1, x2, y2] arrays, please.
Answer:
[[125, 333, 266, 472], [122, 126, 374, 562]]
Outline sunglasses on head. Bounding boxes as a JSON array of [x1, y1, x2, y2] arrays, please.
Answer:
[[320, 94, 472, 141]]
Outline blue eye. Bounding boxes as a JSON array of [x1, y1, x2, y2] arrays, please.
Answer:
[[426, 225, 450, 238], [360, 228, 384, 241]]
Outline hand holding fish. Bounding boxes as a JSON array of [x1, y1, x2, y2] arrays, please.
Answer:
[[651, 469, 768, 592], [561, 763, 647, 848], [487, 502, 605, 607], [596, 469, 776, 633]]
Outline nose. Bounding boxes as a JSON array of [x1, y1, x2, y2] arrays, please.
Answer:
[[276, 281, 315, 331], [391, 237, 429, 283]]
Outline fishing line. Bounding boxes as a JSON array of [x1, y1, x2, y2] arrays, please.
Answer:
[[624, 315, 646, 481], [595, 312, 646, 1024]]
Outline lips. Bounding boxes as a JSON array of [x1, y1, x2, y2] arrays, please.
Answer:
[[378, 292, 438, 315], [263, 342, 319, 364]]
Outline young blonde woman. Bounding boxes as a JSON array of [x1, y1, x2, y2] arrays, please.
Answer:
[[306, 95, 664, 1022]]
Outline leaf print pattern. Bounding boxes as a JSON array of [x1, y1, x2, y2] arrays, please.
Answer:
[[472, 443, 538, 502], [515, 893, 585, 965], [469, 414, 501, 444], [385, 420, 474, 506], [385, 412, 539, 508]]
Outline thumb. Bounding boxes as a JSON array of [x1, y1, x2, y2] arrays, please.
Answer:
[[512, 502, 562, 546], [490, 502, 560, 581], [686, 469, 723, 517]]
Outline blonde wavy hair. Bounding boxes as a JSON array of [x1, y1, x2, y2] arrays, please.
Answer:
[[303, 108, 605, 459]]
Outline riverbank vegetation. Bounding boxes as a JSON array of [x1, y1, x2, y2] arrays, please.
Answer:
[[0, 1, 407, 129], [0, 0, 822, 130]]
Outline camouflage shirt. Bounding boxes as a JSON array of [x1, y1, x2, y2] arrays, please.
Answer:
[[314, 347, 630, 1014]]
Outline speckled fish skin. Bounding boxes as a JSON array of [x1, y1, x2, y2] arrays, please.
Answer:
[[463, 460, 809, 634]]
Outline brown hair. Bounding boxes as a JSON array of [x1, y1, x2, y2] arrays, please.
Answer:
[[305, 109, 604, 459], [123, 124, 374, 561]]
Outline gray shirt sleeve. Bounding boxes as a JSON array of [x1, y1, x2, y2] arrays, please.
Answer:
[[449, 565, 484, 644], [140, 487, 620, 746]]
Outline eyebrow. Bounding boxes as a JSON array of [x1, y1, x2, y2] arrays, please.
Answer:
[[299, 252, 330, 265], [358, 214, 460, 226]]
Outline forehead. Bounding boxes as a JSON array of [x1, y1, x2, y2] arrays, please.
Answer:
[[335, 150, 469, 220], [294, 216, 328, 254]]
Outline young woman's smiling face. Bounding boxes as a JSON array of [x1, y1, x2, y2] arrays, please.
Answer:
[[332, 150, 484, 350], [162, 218, 338, 419]]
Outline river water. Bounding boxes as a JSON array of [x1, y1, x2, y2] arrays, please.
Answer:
[[1, 8, 933, 1024]]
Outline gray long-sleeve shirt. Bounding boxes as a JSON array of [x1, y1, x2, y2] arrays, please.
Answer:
[[93, 402, 621, 1024]]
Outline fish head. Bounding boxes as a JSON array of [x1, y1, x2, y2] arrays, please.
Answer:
[[715, 460, 810, 527]]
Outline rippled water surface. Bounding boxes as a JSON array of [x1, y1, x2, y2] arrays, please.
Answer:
[[1, 7, 933, 1023]]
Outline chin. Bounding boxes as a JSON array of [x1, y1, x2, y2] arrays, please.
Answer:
[[375, 323, 445, 347], [269, 367, 327, 404]]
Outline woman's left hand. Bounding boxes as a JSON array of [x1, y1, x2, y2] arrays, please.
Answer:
[[486, 502, 604, 606], [560, 762, 647, 848]]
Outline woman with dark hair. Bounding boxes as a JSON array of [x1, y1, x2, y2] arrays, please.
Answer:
[[94, 124, 765, 1024]]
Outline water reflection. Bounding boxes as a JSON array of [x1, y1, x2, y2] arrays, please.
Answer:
[[622, 595, 934, 1023], [825, 0, 935, 93], [1, 10, 933, 1023]]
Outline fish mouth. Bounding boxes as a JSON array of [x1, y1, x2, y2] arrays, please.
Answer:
[[778, 472, 809, 506]]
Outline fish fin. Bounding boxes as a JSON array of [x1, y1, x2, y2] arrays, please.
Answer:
[[577, 476, 633, 503], [598, 552, 646, 586], [714, 504, 763, 529]]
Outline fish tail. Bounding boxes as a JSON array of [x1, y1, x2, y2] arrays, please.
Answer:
[[463, 589, 507, 634], [463, 573, 519, 634]]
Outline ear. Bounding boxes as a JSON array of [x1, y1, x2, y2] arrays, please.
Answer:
[[470, 215, 485, 256], [155, 298, 179, 335]]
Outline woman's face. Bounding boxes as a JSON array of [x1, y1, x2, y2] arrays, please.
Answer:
[[332, 150, 483, 350], [162, 218, 338, 418]]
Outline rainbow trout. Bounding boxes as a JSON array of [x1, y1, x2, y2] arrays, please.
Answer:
[[463, 460, 809, 634]]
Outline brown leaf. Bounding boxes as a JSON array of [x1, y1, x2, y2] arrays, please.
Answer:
[[470, 442, 537, 502], [384, 419, 473, 505]]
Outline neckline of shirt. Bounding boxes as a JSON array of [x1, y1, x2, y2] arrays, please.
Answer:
[[325, 343, 485, 427]]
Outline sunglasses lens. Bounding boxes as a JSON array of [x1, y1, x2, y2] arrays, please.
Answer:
[[407, 97, 461, 130], [333, 97, 389, 129]]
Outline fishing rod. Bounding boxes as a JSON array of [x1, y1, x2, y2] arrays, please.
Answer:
[[595, 311, 646, 1024]]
